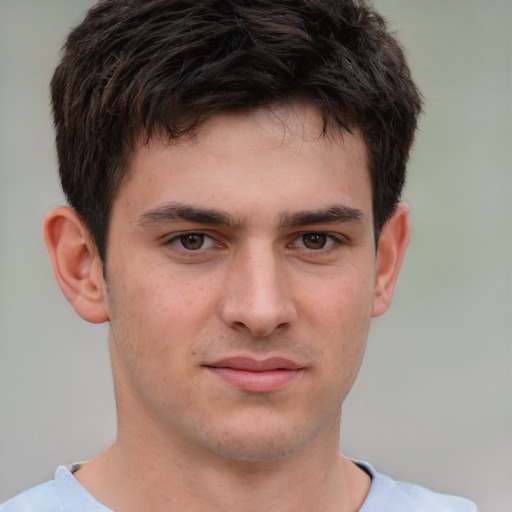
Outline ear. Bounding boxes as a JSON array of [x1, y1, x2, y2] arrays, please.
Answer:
[[371, 202, 410, 318], [43, 206, 109, 324]]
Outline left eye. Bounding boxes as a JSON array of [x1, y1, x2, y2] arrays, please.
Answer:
[[292, 233, 337, 250], [171, 232, 217, 251]]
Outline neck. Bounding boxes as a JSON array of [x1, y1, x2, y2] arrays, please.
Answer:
[[74, 416, 370, 512]]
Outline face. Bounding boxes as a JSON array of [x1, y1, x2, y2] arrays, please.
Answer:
[[103, 103, 380, 462]]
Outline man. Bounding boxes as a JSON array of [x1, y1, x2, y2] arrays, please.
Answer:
[[1, 1, 477, 511]]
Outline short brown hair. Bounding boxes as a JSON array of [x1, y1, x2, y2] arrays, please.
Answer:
[[51, 0, 422, 261]]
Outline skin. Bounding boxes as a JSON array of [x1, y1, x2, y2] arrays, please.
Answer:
[[44, 102, 409, 512]]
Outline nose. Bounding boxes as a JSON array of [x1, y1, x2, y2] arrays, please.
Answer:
[[219, 244, 298, 337]]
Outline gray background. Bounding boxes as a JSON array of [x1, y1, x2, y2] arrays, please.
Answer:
[[0, 1, 510, 511]]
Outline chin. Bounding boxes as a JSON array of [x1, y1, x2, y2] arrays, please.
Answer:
[[195, 419, 319, 463], [204, 438, 306, 462]]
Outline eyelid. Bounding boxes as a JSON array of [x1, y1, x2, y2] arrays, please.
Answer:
[[161, 229, 349, 256], [163, 230, 224, 252], [288, 231, 348, 250]]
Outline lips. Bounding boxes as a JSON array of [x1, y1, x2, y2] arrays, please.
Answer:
[[204, 356, 305, 392]]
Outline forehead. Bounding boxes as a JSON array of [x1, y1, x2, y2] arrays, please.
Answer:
[[117, 102, 372, 225], [163, 102, 365, 160]]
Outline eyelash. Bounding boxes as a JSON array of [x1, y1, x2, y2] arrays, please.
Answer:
[[287, 232, 344, 251], [164, 231, 346, 255], [165, 232, 222, 253]]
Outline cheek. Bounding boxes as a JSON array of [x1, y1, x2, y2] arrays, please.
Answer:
[[311, 264, 375, 328], [311, 272, 373, 383], [107, 265, 218, 375]]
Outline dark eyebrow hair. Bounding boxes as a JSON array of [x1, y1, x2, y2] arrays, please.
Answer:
[[136, 203, 241, 228], [280, 206, 366, 227], [136, 203, 365, 230]]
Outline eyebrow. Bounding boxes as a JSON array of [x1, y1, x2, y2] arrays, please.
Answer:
[[136, 203, 365, 230], [279, 205, 366, 227], [136, 203, 241, 228]]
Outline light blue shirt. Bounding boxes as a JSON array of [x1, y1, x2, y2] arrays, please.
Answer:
[[1, 461, 477, 511]]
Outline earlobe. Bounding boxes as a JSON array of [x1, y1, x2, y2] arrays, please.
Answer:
[[371, 202, 410, 318], [43, 206, 109, 324]]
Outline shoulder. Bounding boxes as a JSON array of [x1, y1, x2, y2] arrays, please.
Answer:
[[0, 480, 63, 512], [357, 462, 478, 512], [1, 465, 111, 512]]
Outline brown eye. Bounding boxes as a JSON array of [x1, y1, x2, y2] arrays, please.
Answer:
[[179, 233, 205, 250], [301, 233, 327, 249]]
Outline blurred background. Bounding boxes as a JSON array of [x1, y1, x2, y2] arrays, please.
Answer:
[[0, 1, 510, 510]]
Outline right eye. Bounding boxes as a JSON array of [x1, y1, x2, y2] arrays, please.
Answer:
[[167, 232, 217, 251]]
